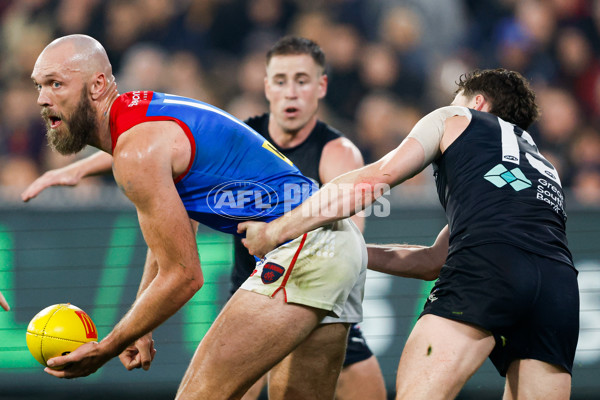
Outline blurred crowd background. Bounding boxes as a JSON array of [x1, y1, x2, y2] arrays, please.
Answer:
[[1, 0, 600, 206]]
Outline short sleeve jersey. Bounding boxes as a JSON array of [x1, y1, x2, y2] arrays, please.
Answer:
[[110, 91, 317, 236], [433, 107, 573, 267]]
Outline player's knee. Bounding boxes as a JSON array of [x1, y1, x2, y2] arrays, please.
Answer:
[[313, 323, 350, 351]]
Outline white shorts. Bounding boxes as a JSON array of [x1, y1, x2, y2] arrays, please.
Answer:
[[240, 219, 367, 323]]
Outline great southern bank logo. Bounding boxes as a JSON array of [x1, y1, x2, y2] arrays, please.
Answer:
[[484, 164, 531, 191], [207, 180, 278, 220]]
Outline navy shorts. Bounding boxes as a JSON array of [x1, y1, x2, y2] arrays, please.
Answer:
[[343, 323, 374, 367], [421, 243, 579, 376]]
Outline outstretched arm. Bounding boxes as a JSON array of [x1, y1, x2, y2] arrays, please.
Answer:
[[21, 151, 113, 202], [239, 137, 427, 257], [367, 225, 449, 281], [239, 107, 470, 258], [319, 137, 366, 232]]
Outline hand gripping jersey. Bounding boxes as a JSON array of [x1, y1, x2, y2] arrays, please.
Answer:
[[433, 108, 573, 267], [110, 91, 317, 235]]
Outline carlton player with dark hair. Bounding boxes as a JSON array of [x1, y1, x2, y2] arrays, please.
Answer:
[[241, 68, 580, 400]]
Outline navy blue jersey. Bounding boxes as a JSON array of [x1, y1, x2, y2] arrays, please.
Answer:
[[110, 91, 317, 235], [244, 114, 343, 185], [433, 108, 573, 266]]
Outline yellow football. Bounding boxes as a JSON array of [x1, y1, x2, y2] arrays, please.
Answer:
[[26, 303, 98, 368]]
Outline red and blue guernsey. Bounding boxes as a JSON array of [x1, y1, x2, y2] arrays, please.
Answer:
[[110, 91, 316, 235]]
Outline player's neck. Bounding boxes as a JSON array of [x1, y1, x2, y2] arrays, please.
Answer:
[[92, 84, 120, 153], [268, 116, 317, 149]]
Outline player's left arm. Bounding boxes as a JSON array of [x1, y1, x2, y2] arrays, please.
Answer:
[[118, 248, 159, 372], [367, 225, 449, 280], [319, 137, 366, 232], [21, 151, 114, 202], [0, 290, 9, 311], [119, 219, 199, 371], [45, 122, 203, 378]]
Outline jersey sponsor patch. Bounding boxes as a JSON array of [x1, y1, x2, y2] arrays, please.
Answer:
[[261, 262, 285, 284], [484, 164, 532, 191]]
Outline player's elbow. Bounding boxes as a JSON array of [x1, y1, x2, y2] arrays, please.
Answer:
[[179, 278, 203, 304], [421, 268, 441, 281], [186, 268, 204, 295], [171, 266, 204, 301], [421, 250, 445, 281]]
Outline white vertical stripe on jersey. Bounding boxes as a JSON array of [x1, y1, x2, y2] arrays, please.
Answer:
[[499, 118, 520, 165]]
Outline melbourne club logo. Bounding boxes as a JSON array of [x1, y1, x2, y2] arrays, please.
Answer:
[[261, 262, 285, 284]]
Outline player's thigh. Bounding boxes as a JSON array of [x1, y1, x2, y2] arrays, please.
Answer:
[[335, 356, 386, 400], [268, 322, 350, 400], [396, 314, 495, 400], [503, 359, 571, 400], [240, 374, 267, 400], [177, 289, 327, 400]]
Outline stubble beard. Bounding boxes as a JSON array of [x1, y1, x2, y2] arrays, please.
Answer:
[[44, 87, 97, 155], [279, 110, 308, 135]]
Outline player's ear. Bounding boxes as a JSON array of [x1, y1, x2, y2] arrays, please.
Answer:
[[318, 74, 327, 99], [264, 76, 272, 102], [90, 73, 108, 101], [473, 94, 489, 112]]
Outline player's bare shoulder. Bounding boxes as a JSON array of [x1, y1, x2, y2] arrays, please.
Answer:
[[320, 136, 364, 182], [112, 121, 189, 203], [322, 137, 364, 166]]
